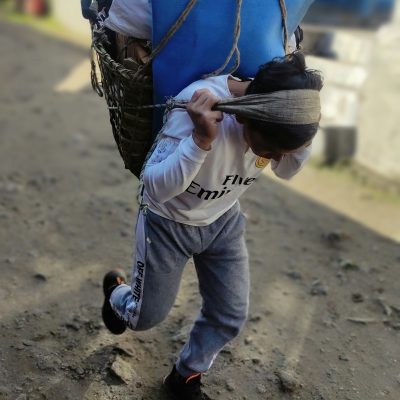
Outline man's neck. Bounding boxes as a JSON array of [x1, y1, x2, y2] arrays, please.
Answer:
[[228, 78, 251, 97]]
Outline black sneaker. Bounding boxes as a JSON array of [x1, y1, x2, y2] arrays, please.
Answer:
[[101, 269, 127, 335], [163, 365, 211, 400]]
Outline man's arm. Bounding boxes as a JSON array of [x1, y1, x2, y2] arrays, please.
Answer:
[[143, 133, 209, 204], [143, 90, 223, 204], [271, 144, 312, 180]]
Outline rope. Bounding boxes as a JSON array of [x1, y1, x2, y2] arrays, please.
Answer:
[[90, 47, 103, 97], [142, 0, 198, 67], [92, 0, 199, 81], [279, 0, 289, 53], [203, 0, 242, 78]]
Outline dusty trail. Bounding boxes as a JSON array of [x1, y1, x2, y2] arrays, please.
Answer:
[[0, 21, 399, 400]]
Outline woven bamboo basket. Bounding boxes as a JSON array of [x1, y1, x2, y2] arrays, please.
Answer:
[[90, 0, 288, 179], [91, 31, 154, 178]]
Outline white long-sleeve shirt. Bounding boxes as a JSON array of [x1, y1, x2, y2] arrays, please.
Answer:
[[105, 0, 152, 39], [143, 75, 311, 226]]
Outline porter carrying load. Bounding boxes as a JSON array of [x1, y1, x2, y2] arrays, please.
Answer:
[[90, 0, 316, 178]]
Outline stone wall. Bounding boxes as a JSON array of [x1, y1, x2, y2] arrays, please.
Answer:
[[356, 2, 400, 179]]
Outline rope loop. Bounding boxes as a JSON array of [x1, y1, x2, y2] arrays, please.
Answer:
[[203, 0, 242, 78], [141, 0, 198, 69], [279, 0, 289, 53]]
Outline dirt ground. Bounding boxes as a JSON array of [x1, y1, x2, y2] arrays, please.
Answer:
[[0, 21, 400, 400]]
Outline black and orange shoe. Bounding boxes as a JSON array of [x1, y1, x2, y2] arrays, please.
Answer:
[[101, 270, 127, 335], [163, 365, 211, 400]]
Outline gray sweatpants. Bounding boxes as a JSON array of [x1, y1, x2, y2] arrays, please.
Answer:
[[110, 202, 249, 377]]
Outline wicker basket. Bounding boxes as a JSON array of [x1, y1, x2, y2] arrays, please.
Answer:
[[92, 32, 154, 178], [90, 1, 201, 178], [89, 0, 287, 178]]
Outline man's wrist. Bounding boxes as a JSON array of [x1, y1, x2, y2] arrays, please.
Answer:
[[192, 131, 212, 151]]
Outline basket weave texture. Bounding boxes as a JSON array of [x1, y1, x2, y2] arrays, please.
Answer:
[[92, 35, 154, 178]]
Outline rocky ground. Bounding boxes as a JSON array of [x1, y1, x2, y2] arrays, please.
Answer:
[[0, 21, 400, 400]]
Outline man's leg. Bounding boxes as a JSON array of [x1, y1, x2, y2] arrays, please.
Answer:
[[109, 208, 194, 331], [176, 205, 249, 376]]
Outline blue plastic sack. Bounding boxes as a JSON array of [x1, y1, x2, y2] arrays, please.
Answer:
[[151, 0, 315, 104]]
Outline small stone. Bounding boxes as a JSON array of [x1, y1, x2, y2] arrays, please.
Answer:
[[113, 346, 135, 357], [276, 370, 301, 393], [36, 354, 60, 372], [266, 372, 278, 383], [220, 347, 233, 355], [252, 357, 261, 365], [110, 355, 138, 384], [244, 336, 253, 345], [285, 271, 302, 280], [225, 379, 236, 392], [34, 273, 47, 282], [256, 384, 267, 394], [65, 322, 80, 331], [340, 260, 360, 271], [390, 322, 400, 331], [338, 354, 350, 362], [322, 319, 336, 328], [376, 298, 392, 316], [352, 293, 364, 303], [5, 257, 16, 264], [22, 340, 35, 347], [249, 314, 262, 323], [310, 281, 328, 296], [323, 231, 345, 244]]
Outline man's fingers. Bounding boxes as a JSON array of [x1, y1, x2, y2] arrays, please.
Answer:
[[188, 89, 222, 126], [190, 89, 209, 102], [216, 112, 224, 123], [190, 89, 219, 107]]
